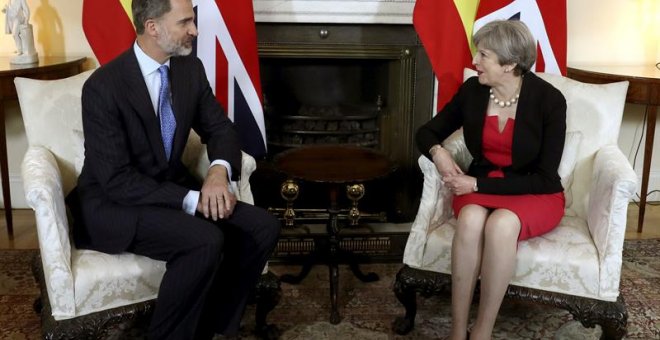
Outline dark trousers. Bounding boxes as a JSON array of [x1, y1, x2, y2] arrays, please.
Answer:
[[127, 201, 280, 340]]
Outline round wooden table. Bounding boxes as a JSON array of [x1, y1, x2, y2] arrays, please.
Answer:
[[273, 144, 396, 324]]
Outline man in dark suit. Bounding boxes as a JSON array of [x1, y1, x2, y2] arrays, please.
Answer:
[[66, 0, 280, 338]]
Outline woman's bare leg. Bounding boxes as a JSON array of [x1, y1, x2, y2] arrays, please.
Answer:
[[449, 204, 489, 340], [470, 208, 521, 340]]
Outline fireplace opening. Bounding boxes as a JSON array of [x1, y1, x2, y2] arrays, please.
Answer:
[[262, 58, 389, 154], [252, 23, 433, 223]]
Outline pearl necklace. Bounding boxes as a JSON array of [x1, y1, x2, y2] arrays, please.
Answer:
[[489, 88, 519, 108]]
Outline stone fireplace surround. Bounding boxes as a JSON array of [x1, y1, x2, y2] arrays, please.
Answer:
[[252, 0, 431, 262]]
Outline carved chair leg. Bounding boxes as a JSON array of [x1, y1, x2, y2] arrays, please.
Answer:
[[569, 295, 628, 340], [253, 272, 282, 340], [393, 262, 629, 339], [598, 296, 628, 340], [506, 285, 628, 340], [392, 266, 418, 335]]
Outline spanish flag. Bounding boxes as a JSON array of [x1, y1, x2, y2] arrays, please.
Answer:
[[413, 0, 479, 111], [82, 0, 136, 65]]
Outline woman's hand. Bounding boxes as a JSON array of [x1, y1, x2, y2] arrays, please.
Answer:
[[444, 175, 477, 196], [431, 145, 464, 178]]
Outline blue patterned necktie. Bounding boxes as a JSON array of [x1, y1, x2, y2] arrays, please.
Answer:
[[158, 65, 176, 160]]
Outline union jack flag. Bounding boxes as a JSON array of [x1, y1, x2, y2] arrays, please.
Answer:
[[474, 0, 567, 75], [82, 0, 267, 159]]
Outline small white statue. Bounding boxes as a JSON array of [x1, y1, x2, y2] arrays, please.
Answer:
[[3, 0, 37, 64]]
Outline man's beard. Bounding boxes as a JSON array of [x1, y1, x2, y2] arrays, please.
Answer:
[[156, 25, 193, 57]]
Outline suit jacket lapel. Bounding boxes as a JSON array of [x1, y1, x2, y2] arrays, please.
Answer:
[[169, 57, 190, 161], [511, 73, 532, 167], [122, 50, 170, 166]]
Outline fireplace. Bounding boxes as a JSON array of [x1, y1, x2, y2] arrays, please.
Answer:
[[262, 57, 385, 151], [252, 23, 433, 223]]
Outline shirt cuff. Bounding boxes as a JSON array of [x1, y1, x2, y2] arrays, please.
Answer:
[[210, 160, 232, 180], [183, 190, 199, 215]]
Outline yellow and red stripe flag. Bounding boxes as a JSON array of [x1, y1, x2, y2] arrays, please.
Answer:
[[413, 0, 479, 111], [82, 0, 136, 65]]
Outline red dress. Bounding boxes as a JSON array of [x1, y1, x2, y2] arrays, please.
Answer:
[[452, 115, 565, 241]]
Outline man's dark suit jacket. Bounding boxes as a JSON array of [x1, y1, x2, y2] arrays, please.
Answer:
[[416, 72, 567, 195], [68, 48, 242, 254]]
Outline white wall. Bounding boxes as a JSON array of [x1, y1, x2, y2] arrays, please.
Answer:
[[568, 0, 660, 201], [0, 0, 658, 208]]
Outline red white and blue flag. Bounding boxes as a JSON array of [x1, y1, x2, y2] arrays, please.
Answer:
[[474, 0, 567, 76], [82, 0, 267, 159]]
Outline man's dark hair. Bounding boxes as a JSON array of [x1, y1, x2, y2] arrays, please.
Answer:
[[132, 0, 172, 35]]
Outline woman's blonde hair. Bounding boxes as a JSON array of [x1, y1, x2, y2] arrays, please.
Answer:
[[473, 20, 536, 76]]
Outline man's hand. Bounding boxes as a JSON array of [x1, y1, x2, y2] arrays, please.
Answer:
[[198, 165, 236, 220]]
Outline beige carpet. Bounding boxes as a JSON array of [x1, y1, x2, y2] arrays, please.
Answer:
[[1, 239, 658, 339]]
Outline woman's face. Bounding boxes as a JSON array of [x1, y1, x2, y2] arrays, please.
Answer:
[[472, 45, 507, 86]]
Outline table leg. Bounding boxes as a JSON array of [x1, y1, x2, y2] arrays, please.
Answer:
[[327, 187, 341, 324], [344, 183, 379, 282], [279, 255, 316, 284], [0, 103, 12, 238], [329, 244, 340, 324], [638, 105, 657, 233]]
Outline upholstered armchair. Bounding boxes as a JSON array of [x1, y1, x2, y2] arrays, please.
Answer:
[[392, 71, 636, 339], [16, 71, 280, 338]]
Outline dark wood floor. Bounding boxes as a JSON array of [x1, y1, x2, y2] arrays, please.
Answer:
[[0, 205, 659, 249]]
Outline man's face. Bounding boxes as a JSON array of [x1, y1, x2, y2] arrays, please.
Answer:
[[155, 0, 198, 57]]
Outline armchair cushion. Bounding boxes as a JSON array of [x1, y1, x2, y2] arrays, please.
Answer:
[[535, 73, 629, 217], [15, 70, 94, 196], [17, 71, 262, 321]]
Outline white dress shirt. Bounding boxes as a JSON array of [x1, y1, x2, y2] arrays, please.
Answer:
[[133, 42, 233, 215]]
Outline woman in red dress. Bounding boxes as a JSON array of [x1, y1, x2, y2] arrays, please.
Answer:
[[416, 20, 567, 340]]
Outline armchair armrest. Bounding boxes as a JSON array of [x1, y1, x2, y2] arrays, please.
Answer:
[[442, 129, 473, 171], [21, 146, 76, 318], [588, 144, 637, 299], [236, 151, 256, 205], [403, 130, 472, 267]]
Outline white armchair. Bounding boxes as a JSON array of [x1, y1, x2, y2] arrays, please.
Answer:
[[392, 72, 636, 339], [16, 70, 280, 338]]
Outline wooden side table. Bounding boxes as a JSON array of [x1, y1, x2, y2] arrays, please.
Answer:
[[567, 65, 660, 233], [272, 145, 396, 324], [0, 56, 86, 238]]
